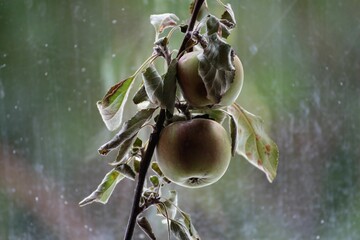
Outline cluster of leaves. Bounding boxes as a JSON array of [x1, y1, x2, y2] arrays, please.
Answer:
[[80, 0, 279, 239]]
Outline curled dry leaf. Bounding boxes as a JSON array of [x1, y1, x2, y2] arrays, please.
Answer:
[[198, 33, 235, 104], [150, 13, 179, 37], [97, 76, 135, 131], [227, 103, 279, 182]]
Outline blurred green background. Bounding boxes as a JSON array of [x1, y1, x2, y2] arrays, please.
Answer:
[[0, 0, 359, 239]]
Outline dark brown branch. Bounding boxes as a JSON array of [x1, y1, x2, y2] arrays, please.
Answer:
[[123, 1, 205, 239]]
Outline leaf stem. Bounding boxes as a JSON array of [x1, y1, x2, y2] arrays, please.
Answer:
[[123, 1, 205, 239]]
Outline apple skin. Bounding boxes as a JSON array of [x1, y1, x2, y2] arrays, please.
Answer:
[[177, 51, 244, 107], [155, 118, 231, 188]]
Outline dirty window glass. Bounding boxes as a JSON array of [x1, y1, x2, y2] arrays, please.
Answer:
[[0, 1, 359, 239]]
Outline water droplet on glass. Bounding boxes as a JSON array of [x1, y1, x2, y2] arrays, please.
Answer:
[[320, 219, 324, 224], [74, 44, 78, 48], [316, 235, 320, 239], [337, 100, 341, 105], [81, 67, 86, 72], [112, 53, 116, 58], [35, 197, 39, 202], [339, 82, 343, 86], [12, 149, 16, 154], [112, 19, 117, 24], [68, 107, 71, 112], [84, 225, 88, 229], [121, 8, 125, 11], [14, 105, 18, 110], [44, 72, 48, 76], [44, 43, 48, 47], [0, 64, 6, 69], [64, 201, 68, 205], [249, 44, 258, 55], [3, 53, 7, 58], [138, 233, 145, 239]]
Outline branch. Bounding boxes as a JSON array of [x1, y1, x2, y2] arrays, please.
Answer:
[[123, 1, 205, 239]]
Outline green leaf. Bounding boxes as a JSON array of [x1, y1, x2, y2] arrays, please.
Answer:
[[137, 216, 157, 240], [133, 158, 141, 173], [133, 85, 149, 105], [79, 169, 124, 207], [198, 33, 236, 105], [227, 103, 279, 182], [97, 76, 135, 131], [151, 162, 164, 177], [149, 175, 159, 187], [162, 59, 178, 115], [131, 137, 143, 154], [143, 65, 163, 106], [150, 13, 179, 36], [170, 220, 191, 240], [116, 163, 136, 181], [98, 108, 156, 155]]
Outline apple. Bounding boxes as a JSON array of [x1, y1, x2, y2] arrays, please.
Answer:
[[155, 118, 231, 188], [177, 50, 244, 107]]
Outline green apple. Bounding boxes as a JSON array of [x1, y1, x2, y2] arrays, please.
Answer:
[[155, 118, 231, 188], [177, 50, 244, 107]]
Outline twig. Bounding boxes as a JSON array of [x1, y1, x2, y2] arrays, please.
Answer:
[[123, 1, 205, 239]]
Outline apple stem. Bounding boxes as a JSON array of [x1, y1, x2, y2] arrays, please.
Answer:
[[123, 1, 205, 240]]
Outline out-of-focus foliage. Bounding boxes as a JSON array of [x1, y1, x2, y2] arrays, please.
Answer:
[[0, 0, 359, 239]]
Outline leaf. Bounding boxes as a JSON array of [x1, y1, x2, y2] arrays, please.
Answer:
[[178, 210, 200, 239], [170, 220, 191, 240], [97, 76, 135, 131], [111, 137, 142, 166], [156, 191, 177, 219], [131, 137, 143, 154], [150, 13, 179, 36], [227, 103, 279, 182], [133, 158, 141, 173], [198, 33, 235, 104], [133, 85, 149, 105], [151, 162, 164, 177], [206, 15, 231, 39], [98, 108, 156, 155], [137, 216, 157, 240], [162, 59, 178, 115], [149, 175, 159, 187], [220, 2, 236, 27], [112, 135, 138, 165], [116, 163, 136, 181], [79, 169, 124, 207], [143, 65, 163, 106]]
